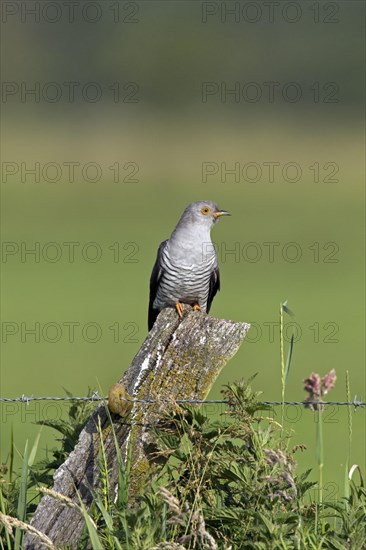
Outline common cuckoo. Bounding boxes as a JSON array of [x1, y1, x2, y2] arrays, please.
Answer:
[[148, 200, 230, 330]]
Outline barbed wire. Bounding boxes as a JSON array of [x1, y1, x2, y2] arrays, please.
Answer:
[[0, 393, 365, 409]]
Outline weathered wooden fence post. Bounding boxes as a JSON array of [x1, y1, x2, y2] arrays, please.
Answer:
[[25, 307, 250, 549]]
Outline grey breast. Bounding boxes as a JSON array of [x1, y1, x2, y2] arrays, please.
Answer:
[[153, 238, 217, 310]]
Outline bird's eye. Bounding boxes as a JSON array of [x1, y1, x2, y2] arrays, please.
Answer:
[[201, 206, 210, 215]]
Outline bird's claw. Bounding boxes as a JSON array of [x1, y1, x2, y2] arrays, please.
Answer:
[[175, 302, 184, 318]]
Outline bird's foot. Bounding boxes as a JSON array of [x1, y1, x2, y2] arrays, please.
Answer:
[[193, 304, 201, 311], [175, 302, 184, 318]]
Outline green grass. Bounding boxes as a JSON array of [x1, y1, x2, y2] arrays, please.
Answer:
[[1, 380, 365, 549], [2, 163, 364, 490], [1, 122, 364, 534]]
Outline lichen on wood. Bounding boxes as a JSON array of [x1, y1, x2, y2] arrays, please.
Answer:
[[25, 306, 250, 549]]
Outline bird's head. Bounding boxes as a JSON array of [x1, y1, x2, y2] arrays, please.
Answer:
[[180, 200, 231, 228]]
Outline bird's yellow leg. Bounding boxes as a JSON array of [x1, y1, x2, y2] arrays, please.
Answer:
[[175, 302, 184, 318], [193, 303, 201, 311]]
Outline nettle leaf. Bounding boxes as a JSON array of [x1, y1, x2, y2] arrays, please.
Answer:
[[219, 463, 249, 485], [254, 511, 275, 535], [297, 468, 313, 483], [209, 507, 241, 522]]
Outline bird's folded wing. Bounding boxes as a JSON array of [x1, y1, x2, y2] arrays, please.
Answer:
[[148, 239, 168, 330], [207, 265, 220, 313]]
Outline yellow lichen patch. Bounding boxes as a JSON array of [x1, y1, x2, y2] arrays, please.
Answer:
[[108, 383, 133, 418], [102, 424, 112, 439]]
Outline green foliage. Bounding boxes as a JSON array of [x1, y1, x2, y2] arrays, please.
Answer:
[[325, 480, 366, 550], [1, 381, 365, 549], [31, 390, 98, 488], [141, 379, 315, 548], [0, 392, 97, 548]]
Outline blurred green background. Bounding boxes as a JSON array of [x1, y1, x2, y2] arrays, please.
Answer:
[[1, 1, 365, 498]]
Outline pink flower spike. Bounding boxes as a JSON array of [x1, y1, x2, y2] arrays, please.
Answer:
[[322, 369, 337, 395], [303, 373, 321, 397]]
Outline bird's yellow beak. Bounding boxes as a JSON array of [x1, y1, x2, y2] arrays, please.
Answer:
[[213, 210, 231, 218]]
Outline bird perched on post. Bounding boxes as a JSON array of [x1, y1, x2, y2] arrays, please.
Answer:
[[148, 200, 230, 330]]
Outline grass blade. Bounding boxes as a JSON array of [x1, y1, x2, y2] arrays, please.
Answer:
[[344, 371, 352, 499], [76, 492, 105, 550], [28, 429, 41, 468], [9, 426, 14, 484], [14, 440, 29, 550], [0, 489, 12, 549], [284, 333, 294, 384]]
